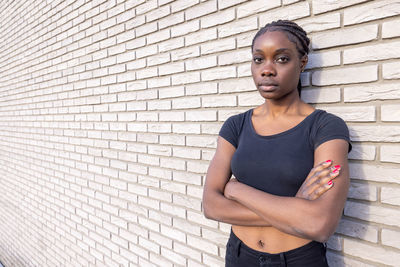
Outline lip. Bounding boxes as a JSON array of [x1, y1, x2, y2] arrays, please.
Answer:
[[258, 81, 278, 91], [259, 81, 278, 87]]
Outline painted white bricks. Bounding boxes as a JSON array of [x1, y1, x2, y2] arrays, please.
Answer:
[[343, 0, 400, 25], [0, 1, 399, 267], [312, 24, 378, 50], [312, 65, 378, 86]]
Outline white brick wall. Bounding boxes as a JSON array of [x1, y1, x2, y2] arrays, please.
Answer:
[[0, 0, 399, 266]]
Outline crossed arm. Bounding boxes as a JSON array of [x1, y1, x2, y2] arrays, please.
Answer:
[[202, 136, 349, 242]]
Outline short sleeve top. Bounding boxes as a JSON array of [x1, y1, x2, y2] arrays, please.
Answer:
[[219, 109, 352, 197]]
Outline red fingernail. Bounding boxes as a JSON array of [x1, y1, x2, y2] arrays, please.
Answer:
[[333, 168, 339, 173], [325, 160, 332, 163], [334, 165, 341, 169], [328, 180, 333, 186]]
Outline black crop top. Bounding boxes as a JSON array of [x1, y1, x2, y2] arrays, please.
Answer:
[[219, 109, 352, 197]]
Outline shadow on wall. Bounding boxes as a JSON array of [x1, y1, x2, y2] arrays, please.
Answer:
[[300, 54, 372, 266], [327, 127, 372, 267]]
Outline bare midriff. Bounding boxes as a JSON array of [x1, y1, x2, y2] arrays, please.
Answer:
[[232, 225, 312, 254]]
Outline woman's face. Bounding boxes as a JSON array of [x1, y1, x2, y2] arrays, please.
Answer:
[[251, 31, 307, 101]]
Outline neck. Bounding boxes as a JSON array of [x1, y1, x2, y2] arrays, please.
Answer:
[[262, 91, 304, 118]]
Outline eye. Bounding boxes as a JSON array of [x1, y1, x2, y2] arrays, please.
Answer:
[[276, 56, 290, 63], [253, 57, 263, 64]]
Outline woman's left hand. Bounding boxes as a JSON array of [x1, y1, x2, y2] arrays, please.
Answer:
[[224, 177, 240, 200]]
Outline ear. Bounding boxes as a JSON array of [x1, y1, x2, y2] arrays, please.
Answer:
[[300, 55, 308, 72]]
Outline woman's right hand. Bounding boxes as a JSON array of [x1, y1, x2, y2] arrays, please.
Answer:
[[296, 160, 341, 200]]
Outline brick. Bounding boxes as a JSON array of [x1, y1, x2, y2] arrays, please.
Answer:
[[159, 62, 184, 76], [159, 111, 185, 122], [147, 99, 172, 111], [381, 187, 400, 206], [218, 17, 257, 38], [159, 86, 185, 99], [173, 242, 202, 262], [336, 219, 378, 243], [343, 238, 400, 266], [146, 5, 170, 22], [185, 28, 217, 46], [171, 72, 201, 85], [160, 134, 185, 146], [299, 13, 341, 33], [200, 38, 236, 55], [161, 247, 186, 265], [171, 0, 199, 12], [159, 12, 185, 30], [186, 135, 217, 148], [345, 201, 400, 227], [149, 253, 173, 267], [185, 0, 217, 20], [200, 8, 235, 28], [173, 217, 200, 236], [160, 157, 186, 170], [187, 160, 209, 173], [149, 229, 173, 248], [312, 24, 378, 50], [312, 65, 377, 86], [237, 0, 280, 19], [326, 235, 342, 251], [349, 162, 400, 184], [327, 251, 376, 267], [306, 50, 340, 70], [348, 144, 376, 161], [344, 83, 400, 102], [238, 91, 265, 106], [171, 19, 199, 37], [382, 229, 400, 250], [218, 49, 251, 66], [160, 224, 186, 242], [344, 41, 400, 64], [312, 0, 369, 15], [172, 123, 201, 134], [172, 97, 201, 109], [146, 29, 171, 45], [173, 147, 201, 160], [322, 106, 376, 122], [187, 235, 218, 255], [171, 46, 200, 61], [203, 254, 225, 266], [381, 144, 400, 163], [383, 61, 400, 80], [219, 78, 254, 93], [135, 21, 158, 38], [301, 87, 341, 104], [344, 0, 400, 25], [135, 0, 157, 15], [201, 66, 236, 81], [201, 95, 237, 108], [186, 110, 217, 121], [382, 18, 400, 38], [382, 104, 400, 122], [186, 55, 217, 71], [259, 2, 310, 25]]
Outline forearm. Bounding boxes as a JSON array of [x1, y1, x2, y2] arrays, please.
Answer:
[[229, 183, 336, 241], [202, 191, 271, 226]]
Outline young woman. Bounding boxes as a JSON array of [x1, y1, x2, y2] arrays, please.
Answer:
[[202, 20, 351, 266]]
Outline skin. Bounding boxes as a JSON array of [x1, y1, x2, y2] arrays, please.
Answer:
[[202, 31, 349, 253]]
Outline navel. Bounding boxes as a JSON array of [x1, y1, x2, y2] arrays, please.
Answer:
[[258, 239, 265, 248]]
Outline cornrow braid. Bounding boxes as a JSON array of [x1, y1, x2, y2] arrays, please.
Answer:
[[251, 20, 310, 96]]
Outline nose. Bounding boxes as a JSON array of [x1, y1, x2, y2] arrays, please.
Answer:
[[261, 62, 276, 77]]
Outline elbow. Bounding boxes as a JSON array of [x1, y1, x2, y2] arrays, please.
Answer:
[[307, 217, 335, 243], [202, 197, 217, 221]]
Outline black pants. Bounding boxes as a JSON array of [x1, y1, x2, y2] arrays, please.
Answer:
[[225, 230, 329, 267]]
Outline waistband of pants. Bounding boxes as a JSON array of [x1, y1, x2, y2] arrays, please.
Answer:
[[229, 229, 325, 260]]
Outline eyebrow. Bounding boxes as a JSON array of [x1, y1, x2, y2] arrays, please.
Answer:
[[253, 48, 291, 53]]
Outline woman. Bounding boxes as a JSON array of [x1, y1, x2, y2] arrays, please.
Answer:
[[202, 20, 351, 266]]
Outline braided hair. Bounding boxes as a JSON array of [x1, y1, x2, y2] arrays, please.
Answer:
[[251, 20, 310, 96]]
